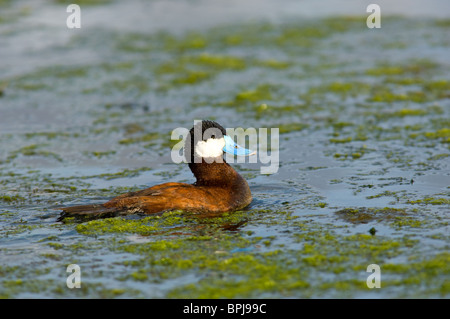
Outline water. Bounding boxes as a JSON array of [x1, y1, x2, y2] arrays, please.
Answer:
[[0, 0, 449, 298]]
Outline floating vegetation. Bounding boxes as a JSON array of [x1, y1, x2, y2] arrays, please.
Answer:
[[0, 9, 449, 298], [334, 207, 410, 225]]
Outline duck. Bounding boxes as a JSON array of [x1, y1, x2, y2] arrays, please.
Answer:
[[58, 120, 255, 220]]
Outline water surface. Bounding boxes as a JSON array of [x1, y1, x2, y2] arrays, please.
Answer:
[[0, 0, 449, 298]]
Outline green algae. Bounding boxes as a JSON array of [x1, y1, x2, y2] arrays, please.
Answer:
[[424, 128, 450, 143], [305, 81, 371, 100], [331, 144, 368, 161], [87, 150, 117, 158], [329, 136, 352, 144], [76, 214, 180, 236], [277, 122, 308, 134], [174, 33, 208, 51], [368, 88, 427, 103], [407, 197, 450, 206], [428, 153, 450, 161], [334, 207, 410, 225], [248, 103, 306, 121], [0, 194, 27, 203], [392, 108, 428, 117], [4, 144, 63, 163], [235, 85, 274, 104], [186, 53, 247, 71], [171, 70, 212, 85], [25, 132, 80, 140], [118, 132, 160, 145], [365, 60, 438, 77], [1, 13, 449, 299], [2, 190, 448, 298], [382, 252, 450, 295], [257, 59, 291, 69], [154, 51, 258, 86], [50, 206, 439, 298], [366, 190, 404, 201], [167, 258, 311, 298]]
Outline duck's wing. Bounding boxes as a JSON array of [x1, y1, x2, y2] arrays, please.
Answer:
[[103, 183, 228, 214], [57, 182, 225, 221]]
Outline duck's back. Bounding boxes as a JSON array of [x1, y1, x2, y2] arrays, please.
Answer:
[[106, 176, 251, 213], [60, 177, 251, 219]]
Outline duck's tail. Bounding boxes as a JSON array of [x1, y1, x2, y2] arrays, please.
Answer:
[[57, 204, 123, 222]]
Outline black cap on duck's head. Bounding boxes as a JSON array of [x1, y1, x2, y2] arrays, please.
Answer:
[[185, 120, 227, 164], [184, 120, 256, 185]]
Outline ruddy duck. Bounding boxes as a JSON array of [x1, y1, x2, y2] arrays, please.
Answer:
[[59, 120, 255, 220]]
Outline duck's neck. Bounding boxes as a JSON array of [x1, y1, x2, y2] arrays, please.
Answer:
[[189, 157, 237, 186]]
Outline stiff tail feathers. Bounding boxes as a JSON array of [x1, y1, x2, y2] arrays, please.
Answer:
[[57, 204, 123, 222]]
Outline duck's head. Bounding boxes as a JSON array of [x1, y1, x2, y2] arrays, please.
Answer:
[[185, 120, 255, 165]]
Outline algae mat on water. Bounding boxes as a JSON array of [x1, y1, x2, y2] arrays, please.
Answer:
[[0, 6, 449, 298]]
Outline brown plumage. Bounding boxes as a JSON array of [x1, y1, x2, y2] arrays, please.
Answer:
[[58, 121, 253, 221]]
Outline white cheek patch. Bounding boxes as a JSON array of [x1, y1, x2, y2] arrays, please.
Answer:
[[195, 137, 226, 158]]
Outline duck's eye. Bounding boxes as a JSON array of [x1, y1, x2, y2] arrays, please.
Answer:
[[234, 145, 238, 149]]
